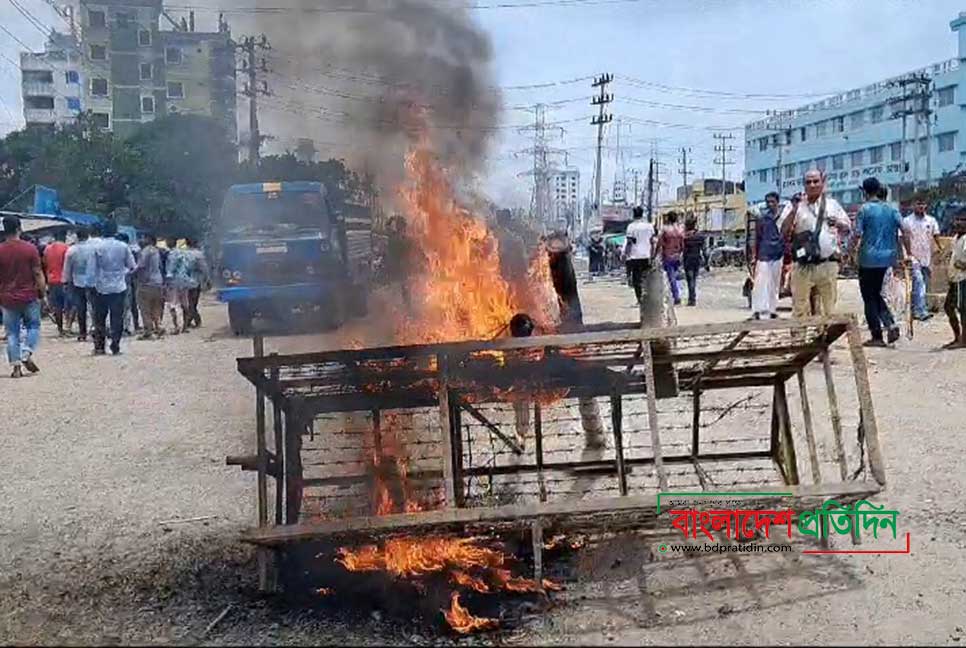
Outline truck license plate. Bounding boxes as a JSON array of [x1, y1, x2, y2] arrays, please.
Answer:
[[256, 244, 288, 254]]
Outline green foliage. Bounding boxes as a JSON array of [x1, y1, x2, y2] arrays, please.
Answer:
[[0, 113, 369, 238]]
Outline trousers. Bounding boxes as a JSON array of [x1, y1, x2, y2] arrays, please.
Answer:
[[791, 261, 839, 318], [858, 267, 896, 340], [93, 291, 126, 352], [752, 259, 783, 316], [1, 300, 41, 365]]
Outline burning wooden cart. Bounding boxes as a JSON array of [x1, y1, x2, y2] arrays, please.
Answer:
[[231, 315, 886, 589]]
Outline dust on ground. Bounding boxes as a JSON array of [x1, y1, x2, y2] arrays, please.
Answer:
[[1, 268, 965, 645]]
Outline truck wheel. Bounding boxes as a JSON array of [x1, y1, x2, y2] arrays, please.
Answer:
[[228, 303, 253, 336]]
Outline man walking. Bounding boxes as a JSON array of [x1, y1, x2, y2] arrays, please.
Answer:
[[779, 170, 852, 318], [942, 211, 966, 349], [42, 230, 70, 336], [62, 227, 96, 341], [165, 238, 194, 334], [902, 197, 942, 321], [91, 221, 136, 355], [135, 234, 165, 340], [854, 177, 908, 347], [656, 211, 685, 306], [162, 237, 185, 334], [751, 192, 787, 319], [623, 206, 656, 305], [184, 238, 209, 328], [0, 216, 46, 377]]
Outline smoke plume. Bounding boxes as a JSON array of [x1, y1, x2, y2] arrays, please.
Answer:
[[233, 0, 502, 191]]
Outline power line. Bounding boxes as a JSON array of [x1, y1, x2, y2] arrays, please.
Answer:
[[165, 0, 649, 14], [8, 0, 52, 37], [0, 23, 34, 50], [617, 73, 841, 100]]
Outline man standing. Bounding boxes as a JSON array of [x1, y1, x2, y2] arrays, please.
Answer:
[[656, 211, 685, 306], [184, 238, 209, 328], [162, 237, 184, 334], [623, 206, 656, 305], [0, 216, 46, 377], [62, 228, 96, 342], [942, 211, 966, 349], [165, 238, 193, 334], [902, 197, 942, 321], [854, 177, 909, 347], [91, 221, 136, 355], [588, 232, 605, 278], [751, 192, 787, 320], [135, 234, 165, 340], [43, 230, 70, 336], [682, 217, 706, 306], [779, 170, 852, 318]]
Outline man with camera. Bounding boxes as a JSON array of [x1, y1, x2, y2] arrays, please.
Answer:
[[779, 170, 852, 319]]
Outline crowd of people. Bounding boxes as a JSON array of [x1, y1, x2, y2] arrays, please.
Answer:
[[0, 215, 210, 378], [618, 168, 966, 350]]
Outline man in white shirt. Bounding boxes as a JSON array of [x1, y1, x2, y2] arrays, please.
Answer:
[[779, 170, 852, 319], [623, 206, 656, 305], [902, 198, 942, 321]]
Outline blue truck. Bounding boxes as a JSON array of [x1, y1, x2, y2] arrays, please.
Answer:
[[212, 181, 372, 335]]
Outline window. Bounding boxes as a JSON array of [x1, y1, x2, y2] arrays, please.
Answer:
[[891, 142, 902, 161], [92, 112, 109, 129], [116, 11, 133, 27], [938, 132, 956, 152], [851, 150, 864, 167], [167, 81, 184, 98], [758, 169, 767, 182], [88, 9, 105, 27], [784, 163, 795, 179], [815, 120, 827, 137], [918, 138, 928, 157], [89, 44, 106, 61], [141, 96, 155, 113], [66, 97, 81, 111], [870, 105, 884, 123], [91, 78, 108, 96], [25, 96, 55, 110], [22, 70, 54, 83], [815, 157, 827, 172], [832, 154, 845, 170], [870, 146, 884, 164], [784, 130, 793, 146], [758, 137, 768, 152], [165, 47, 183, 64], [139, 63, 153, 80], [771, 134, 779, 147], [832, 116, 844, 133], [938, 86, 955, 107], [65, 70, 79, 84], [138, 30, 152, 46], [849, 111, 865, 129], [800, 127, 807, 142]]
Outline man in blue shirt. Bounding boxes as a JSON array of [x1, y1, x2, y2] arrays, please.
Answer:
[[854, 177, 911, 347], [751, 192, 787, 319], [91, 221, 136, 355]]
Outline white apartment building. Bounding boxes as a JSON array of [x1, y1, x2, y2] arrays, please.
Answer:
[[20, 33, 84, 128], [550, 169, 580, 227]]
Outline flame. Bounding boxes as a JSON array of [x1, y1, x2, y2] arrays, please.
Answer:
[[451, 569, 491, 593], [443, 592, 499, 634]]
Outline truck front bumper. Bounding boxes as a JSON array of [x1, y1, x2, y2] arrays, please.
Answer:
[[216, 283, 335, 304]]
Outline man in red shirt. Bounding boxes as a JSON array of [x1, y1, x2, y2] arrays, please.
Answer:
[[43, 230, 70, 336], [656, 211, 686, 306], [0, 216, 47, 378]]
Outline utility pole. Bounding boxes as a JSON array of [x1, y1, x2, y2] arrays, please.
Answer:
[[237, 35, 272, 164], [889, 73, 931, 194], [590, 74, 613, 237], [764, 111, 792, 196], [713, 133, 735, 214], [646, 158, 655, 220], [679, 146, 691, 201]]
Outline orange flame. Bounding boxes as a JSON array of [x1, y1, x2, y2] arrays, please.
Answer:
[[451, 569, 491, 593], [443, 592, 499, 634]]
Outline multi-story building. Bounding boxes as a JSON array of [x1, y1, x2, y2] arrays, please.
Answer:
[[660, 178, 747, 246], [744, 12, 966, 207], [20, 32, 84, 128], [65, 0, 236, 138], [550, 169, 580, 229]]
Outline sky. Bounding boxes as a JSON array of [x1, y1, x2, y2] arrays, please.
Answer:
[[2, 0, 964, 208]]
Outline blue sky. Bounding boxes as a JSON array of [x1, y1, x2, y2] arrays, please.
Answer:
[[2, 0, 964, 207]]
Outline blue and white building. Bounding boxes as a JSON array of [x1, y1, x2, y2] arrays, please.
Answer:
[[744, 12, 966, 207]]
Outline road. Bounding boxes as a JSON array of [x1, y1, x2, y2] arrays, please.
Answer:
[[1, 267, 964, 645]]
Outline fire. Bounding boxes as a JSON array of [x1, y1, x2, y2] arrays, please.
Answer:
[[443, 592, 498, 634], [392, 142, 558, 344]]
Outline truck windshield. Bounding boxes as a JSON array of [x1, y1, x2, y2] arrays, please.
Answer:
[[220, 190, 330, 235]]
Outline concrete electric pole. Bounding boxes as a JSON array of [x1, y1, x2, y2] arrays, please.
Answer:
[[889, 73, 932, 193], [237, 35, 272, 164], [713, 133, 735, 213], [590, 74, 613, 236]]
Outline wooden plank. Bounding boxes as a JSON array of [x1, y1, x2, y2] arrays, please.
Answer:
[[845, 321, 887, 486], [241, 480, 881, 546], [437, 354, 457, 506], [458, 399, 523, 455], [534, 402, 546, 503], [641, 342, 668, 490], [253, 337, 268, 528], [283, 408, 304, 525], [531, 520, 544, 582], [452, 398, 465, 508], [774, 380, 800, 486], [796, 370, 822, 484], [271, 364, 284, 526], [690, 389, 701, 457], [236, 315, 855, 372], [610, 391, 628, 496], [821, 351, 849, 482]]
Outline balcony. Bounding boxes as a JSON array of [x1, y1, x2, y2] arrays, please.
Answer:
[[21, 81, 56, 96]]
